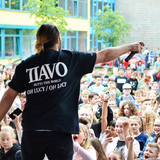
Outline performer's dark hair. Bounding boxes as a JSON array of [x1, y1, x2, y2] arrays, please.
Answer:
[[35, 24, 60, 53]]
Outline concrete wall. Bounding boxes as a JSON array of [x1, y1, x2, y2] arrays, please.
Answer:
[[116, 0, 160, 52]]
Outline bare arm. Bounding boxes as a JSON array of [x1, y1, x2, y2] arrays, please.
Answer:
[[95, 42, 144, 64], [101, 101, 108, 134], [127, 136, 134, 160], [0, 87, 18, 122], [123, 122, 138, 158], [99, 93, 110, 134]]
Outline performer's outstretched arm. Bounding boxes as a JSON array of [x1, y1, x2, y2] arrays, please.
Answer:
[[95, 42, 144, 64]]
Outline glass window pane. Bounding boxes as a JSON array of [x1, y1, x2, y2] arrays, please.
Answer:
[[5, 37, 14, 57], [71, 38, 76, 50], [23, 29, 35, 36], [98, 1, 101, 10], [59, 0, 65, 9], [98, 42, 101, 51], [78, 38, 84, 51], [5, 0, 9, 8], [67, 31, 76, 36], [90, 0, 92, 17], [0, 37, 1, 57], [79, 31, 87, 38], [67, 0, 74, 16], [15, 37, 20, 55], [61, 38, 65, 49], [79, 1, 87, 18], [67, 39, 70, 50], [23, 37, 31, 57], [0, 0, 2, 8], [5, 29, 19, 35], [23, 0, 29, 11], [11, 0, 20, 10]]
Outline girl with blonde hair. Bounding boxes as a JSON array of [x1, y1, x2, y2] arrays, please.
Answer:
[[0, 126, 21, 159], [142, 109, 156, 137], [103, 117, 140, 159], [72, 123, 97, 160]]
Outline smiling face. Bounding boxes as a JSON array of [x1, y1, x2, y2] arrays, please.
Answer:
[[109, 125, 117, 138], [115, 121, 124, 140], [144, 146, 158, 159], [149, 93, 157, 104], [0, 132, 13, 153], [123, 104, 131, 117], [154, 119, 160, 134]]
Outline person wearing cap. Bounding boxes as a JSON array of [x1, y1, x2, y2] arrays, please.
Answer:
[[119, 83, 135, 102], [115, 67, 127, 92]]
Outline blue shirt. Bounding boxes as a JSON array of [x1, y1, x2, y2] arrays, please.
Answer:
[[139, 134, 155, 159], [135, 132, 149, 151]]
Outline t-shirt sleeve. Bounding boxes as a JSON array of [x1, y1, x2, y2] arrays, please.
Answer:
[[8, 61, 26, 93], [74, 51, 96, 76]]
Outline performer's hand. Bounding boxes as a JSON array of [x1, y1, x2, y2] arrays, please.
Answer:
[[129, 42, 145, 53]]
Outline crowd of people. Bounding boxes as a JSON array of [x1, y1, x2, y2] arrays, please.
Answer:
[[1, 55, 160, 160], [0, 23, 159, 160]]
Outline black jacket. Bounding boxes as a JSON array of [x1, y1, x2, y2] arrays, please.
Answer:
[[0, 143, 22, 160]]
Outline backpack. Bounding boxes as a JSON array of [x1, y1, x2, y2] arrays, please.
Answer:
[[156, 72, 160, 80]]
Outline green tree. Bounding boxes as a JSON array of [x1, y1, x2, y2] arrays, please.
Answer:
[[91, 5, 133, 47], [23, 0, 70, 34]]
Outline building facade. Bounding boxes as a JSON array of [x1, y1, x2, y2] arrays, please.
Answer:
[[116, 0, 160, 52], [0, 0, 116, 64]]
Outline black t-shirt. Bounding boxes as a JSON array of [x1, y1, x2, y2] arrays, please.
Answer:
[[115, 75, 127, 92], [9, 49, 96, 134], [127, 77, 138, 94], [114, 140, 125, 155]]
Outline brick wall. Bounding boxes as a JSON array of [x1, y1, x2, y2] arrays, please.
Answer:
[[116, 0, 160, 52]]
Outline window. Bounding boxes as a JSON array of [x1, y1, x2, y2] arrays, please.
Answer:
[[22, 0, 29, 11], [98, 1, 102, 11], [67, 0, 77, 17], [5, 0, 20, 10], [112, 3, 115, 11], [79, 0, 87, 18], [0, 0, 2, 8], [5, 29, 20, 57], [23, 29, 35, 57], [78, 31, 87, 51], [5, 29, 19, 35], [0, 29, 1, 57], [5, 37, 19, 57], [59, 0, 65, 10]]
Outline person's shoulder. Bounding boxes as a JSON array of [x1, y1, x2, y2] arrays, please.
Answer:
[[140, 132, 149, 138]]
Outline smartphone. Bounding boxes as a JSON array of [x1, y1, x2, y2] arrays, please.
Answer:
[[105, 128, 111, 137], [105, 90, 114, 98], [157, 96, 160, 102], [9, 108, 22, 120]]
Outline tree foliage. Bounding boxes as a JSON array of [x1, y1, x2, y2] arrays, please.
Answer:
[[91, 6, 133, 47], [23, 0, 70, 34]]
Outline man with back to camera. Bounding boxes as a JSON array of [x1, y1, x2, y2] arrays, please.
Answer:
[[0, 23, 144, 159]]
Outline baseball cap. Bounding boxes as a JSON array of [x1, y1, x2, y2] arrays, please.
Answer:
[[123, 83, 131, 89]]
